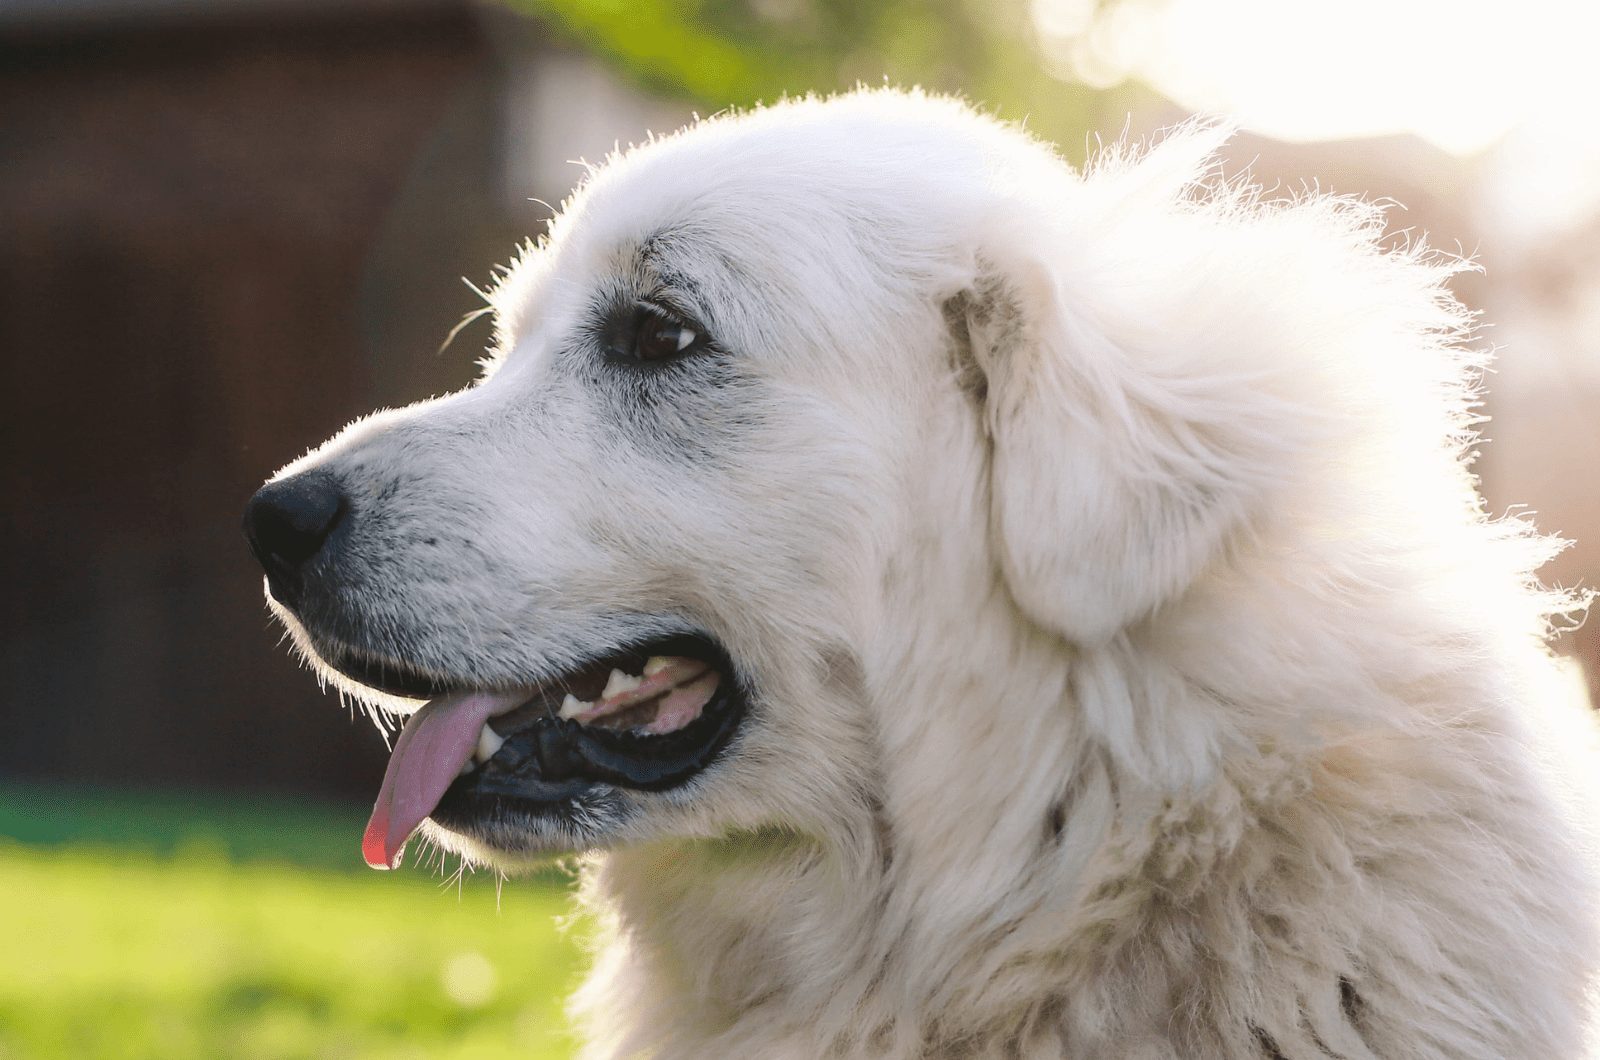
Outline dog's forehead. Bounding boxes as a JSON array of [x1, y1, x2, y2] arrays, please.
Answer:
[[558, 145, 845, 283], [555, 94, 1000, 276], [487, 92, 1017, 367]]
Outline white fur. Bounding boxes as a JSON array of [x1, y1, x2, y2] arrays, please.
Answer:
[[275, 89, 1600, 1057]]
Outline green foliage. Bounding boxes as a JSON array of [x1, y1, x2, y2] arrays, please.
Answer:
[[1, 784, 375, 872], [0, 788, 586, 1059], [510, 0, 1133, 161], [0, 782, 566, 883]]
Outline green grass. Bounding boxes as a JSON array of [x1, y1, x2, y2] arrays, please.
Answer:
[[0, 786, 588, 1060]]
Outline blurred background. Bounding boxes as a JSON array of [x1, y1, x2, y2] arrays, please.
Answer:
[[2, 0, 1596, 1055]]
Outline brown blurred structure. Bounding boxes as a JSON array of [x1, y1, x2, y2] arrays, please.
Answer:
[[0, 0, 516, 798]]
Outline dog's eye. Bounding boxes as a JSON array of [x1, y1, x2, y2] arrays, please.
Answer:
[[606, 307, 708, 366], [638, 315, 701, 361]]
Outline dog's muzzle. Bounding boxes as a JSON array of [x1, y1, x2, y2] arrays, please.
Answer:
[[244, 473, 750, 868]]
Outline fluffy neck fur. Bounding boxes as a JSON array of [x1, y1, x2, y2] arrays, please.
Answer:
[[572, 375, 1596, 1059]]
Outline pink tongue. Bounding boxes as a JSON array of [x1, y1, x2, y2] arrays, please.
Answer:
[[361, 690, 526, 870]]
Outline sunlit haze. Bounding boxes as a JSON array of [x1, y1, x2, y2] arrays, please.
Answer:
[[1036, 0, 1599, 157]]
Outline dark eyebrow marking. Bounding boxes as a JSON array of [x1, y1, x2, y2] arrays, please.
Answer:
[[635, 226, 717, 317], [643, 259, 706, 304]]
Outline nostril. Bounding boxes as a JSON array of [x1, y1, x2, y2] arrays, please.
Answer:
[[244, 472, 348, 577]]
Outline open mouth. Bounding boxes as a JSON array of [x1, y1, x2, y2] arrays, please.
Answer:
[[348, 633, 745, 869]]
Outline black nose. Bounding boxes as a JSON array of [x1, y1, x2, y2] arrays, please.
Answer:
[[244, 472, 347, 597]]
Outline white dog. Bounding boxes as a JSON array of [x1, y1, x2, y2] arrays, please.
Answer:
[[246, 89, 1600, 1057]]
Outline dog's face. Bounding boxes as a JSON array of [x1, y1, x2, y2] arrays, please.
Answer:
[[247, 91, 1331, 871], [247, 94, 1011, 869]]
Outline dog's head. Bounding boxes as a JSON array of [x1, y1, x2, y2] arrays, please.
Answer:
[[246, 90, 1471, 872]]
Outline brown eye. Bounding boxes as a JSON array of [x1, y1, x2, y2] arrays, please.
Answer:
[[600, 304, 712, 367], [635, 312, 702, 362]]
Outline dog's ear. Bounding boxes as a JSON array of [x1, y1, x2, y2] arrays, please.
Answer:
[[954, 138, 1288, 645]]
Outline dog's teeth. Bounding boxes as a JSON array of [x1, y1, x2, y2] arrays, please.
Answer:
[[559, 693, 594, 719], [475, 723, 505, 763], [602, 668, 643, 698], [459, 758, 475, 775], [643, 656, 671, 676]]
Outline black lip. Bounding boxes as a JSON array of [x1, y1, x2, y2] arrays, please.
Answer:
[[431, 633, 747, 835]]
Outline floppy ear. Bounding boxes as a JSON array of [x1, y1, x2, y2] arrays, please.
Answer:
[[956, 145, 1287, 645]]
